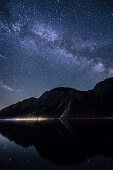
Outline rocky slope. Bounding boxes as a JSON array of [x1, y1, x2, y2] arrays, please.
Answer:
[[0, 77, 113, 118]]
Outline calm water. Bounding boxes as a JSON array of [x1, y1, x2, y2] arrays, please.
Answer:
[[0, 119, 113, 170]]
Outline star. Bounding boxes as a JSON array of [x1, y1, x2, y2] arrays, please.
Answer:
[[0, 0, 113, 107]]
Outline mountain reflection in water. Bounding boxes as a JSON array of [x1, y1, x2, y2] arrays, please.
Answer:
[[0, 119, 113, 170]]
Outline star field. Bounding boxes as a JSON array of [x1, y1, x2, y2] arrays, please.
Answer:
[[0, 0, 113, 108]]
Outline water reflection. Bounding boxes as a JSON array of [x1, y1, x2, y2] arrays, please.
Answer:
[[0, 119, 113, 169]]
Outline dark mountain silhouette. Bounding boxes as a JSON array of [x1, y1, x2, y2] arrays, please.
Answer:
[[0, 77, 113, 118]]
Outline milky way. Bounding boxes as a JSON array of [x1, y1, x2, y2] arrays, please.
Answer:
[[0, 0, 113, 108]]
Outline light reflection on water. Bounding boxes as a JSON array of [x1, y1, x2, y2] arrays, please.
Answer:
[[0, 120, 113, 170], [0, 134, 77, 170]]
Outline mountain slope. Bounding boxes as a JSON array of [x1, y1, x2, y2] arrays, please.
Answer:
[[0, 77, 113, 118]]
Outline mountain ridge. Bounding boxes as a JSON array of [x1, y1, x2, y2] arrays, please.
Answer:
[[0, 77, 113, 118]]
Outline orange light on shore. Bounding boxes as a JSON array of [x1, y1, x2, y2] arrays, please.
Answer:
[[14, 117, 50, 121]]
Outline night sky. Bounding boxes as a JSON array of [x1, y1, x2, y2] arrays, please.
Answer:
[[0, 0, 113, 109]]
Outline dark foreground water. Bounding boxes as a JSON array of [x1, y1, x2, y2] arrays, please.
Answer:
[[0, 119, 113, 170]]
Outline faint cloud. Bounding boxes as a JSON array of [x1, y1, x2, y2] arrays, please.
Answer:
[[0, 80, 23, 93], [0, 80, 14, 92]]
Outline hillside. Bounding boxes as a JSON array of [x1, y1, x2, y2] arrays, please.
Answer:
[[0, 77, 113, 118]]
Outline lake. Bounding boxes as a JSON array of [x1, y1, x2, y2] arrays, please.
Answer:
[[0, 119, 113, 170]]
